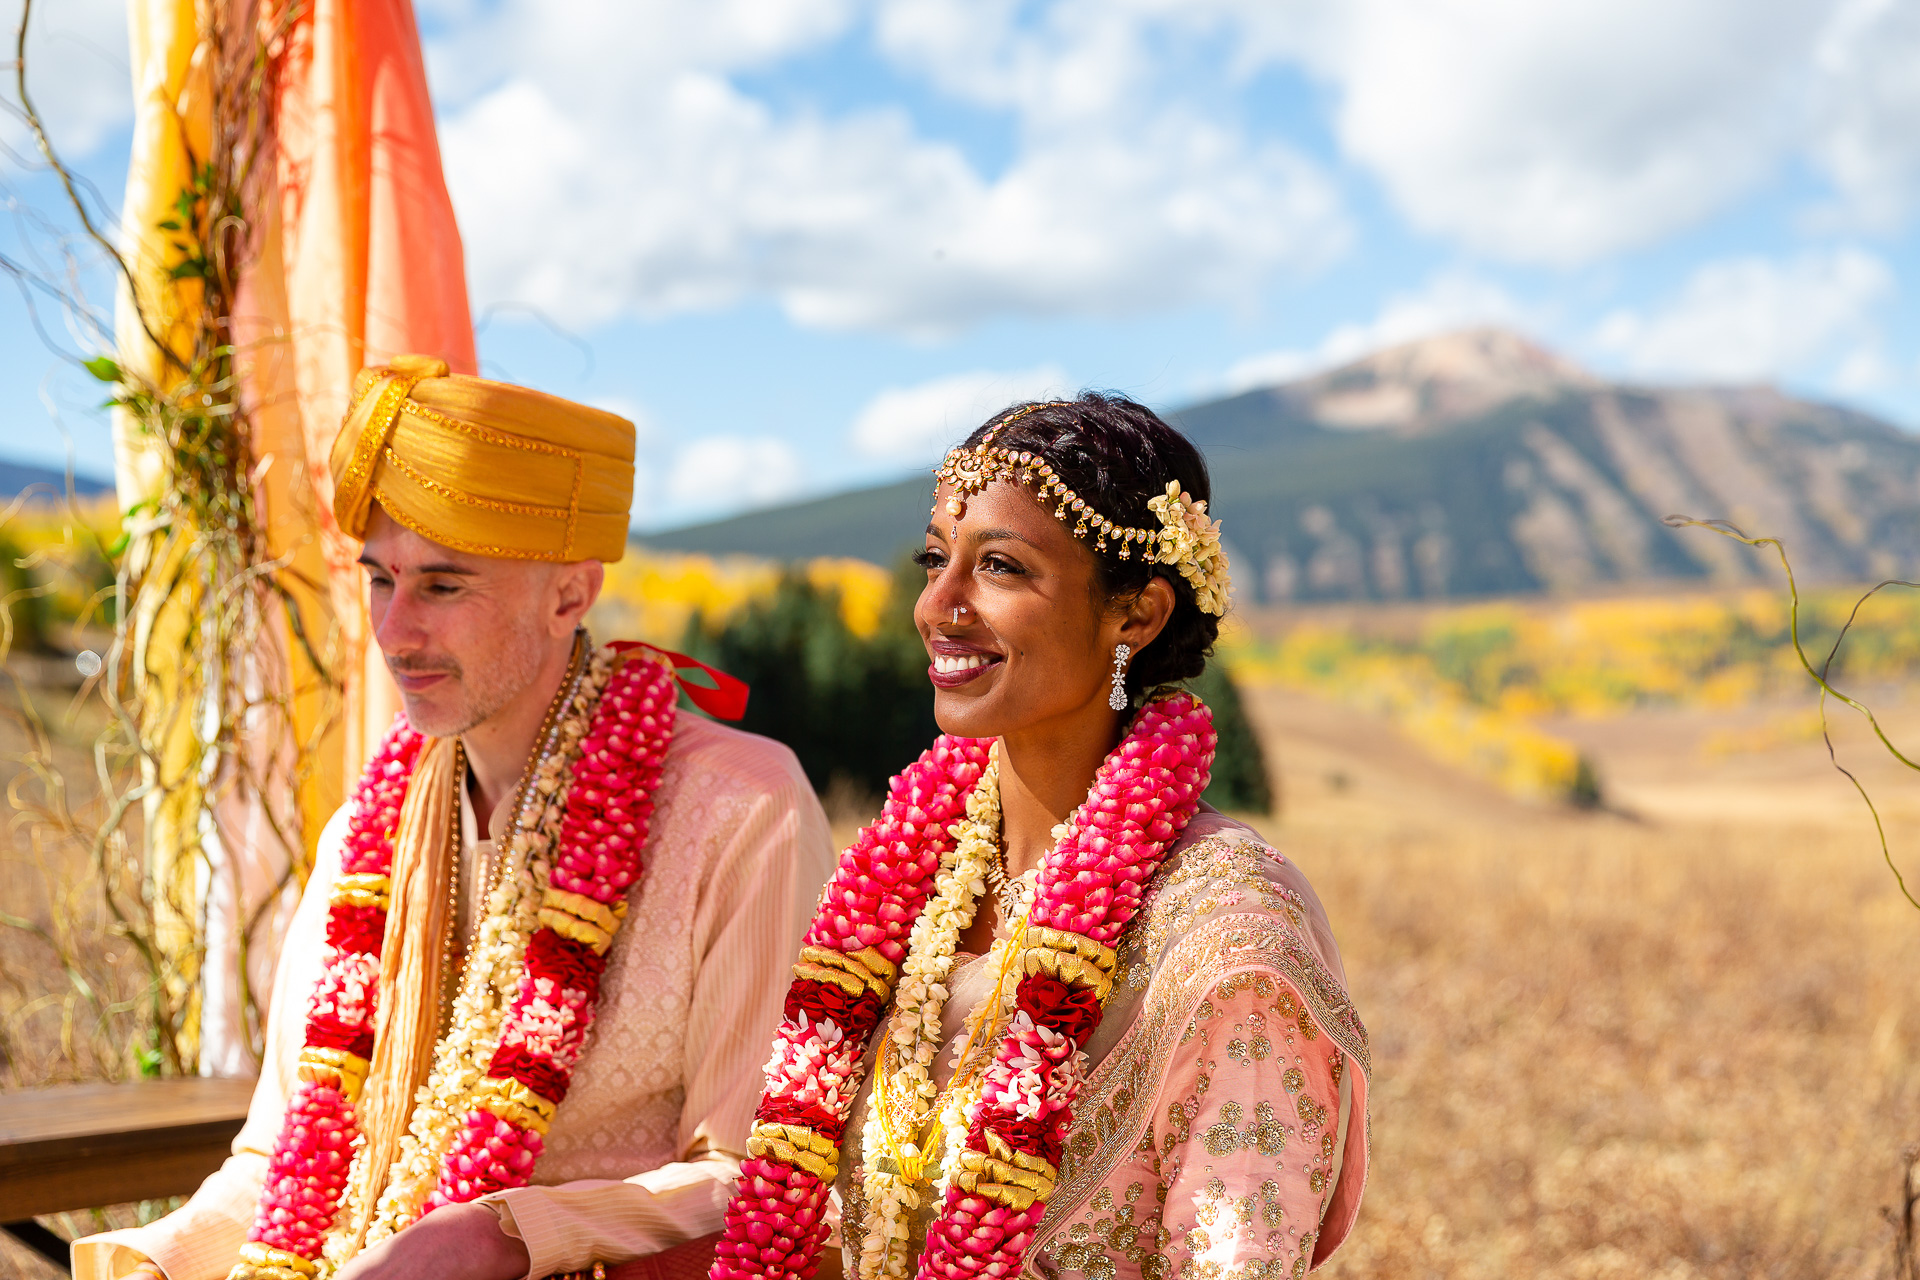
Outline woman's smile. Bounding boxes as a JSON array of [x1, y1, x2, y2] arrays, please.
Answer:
[[927, 638, 1004, 687]]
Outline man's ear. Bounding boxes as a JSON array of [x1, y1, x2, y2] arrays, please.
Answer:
[[551, 560, 604, 635]]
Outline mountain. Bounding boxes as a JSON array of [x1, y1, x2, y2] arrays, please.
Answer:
[[641, 329, 1920, 602], [0, 458, 112, 499]]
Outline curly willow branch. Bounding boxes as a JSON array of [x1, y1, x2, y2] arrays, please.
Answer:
[[1664, 515, 1920, 912], [15, 0, 178, 375], [0, 0, 342, 1083]]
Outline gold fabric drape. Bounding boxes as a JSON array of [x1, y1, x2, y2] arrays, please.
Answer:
[[112, 0, 476, 1069]]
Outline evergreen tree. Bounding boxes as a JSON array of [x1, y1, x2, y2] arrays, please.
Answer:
[[680, 565, 936, 797], [683, 561, 1273, 815], [1185, 662, 1273, 814]]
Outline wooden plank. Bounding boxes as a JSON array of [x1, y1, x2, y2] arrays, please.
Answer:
[[0, 1079, 255, 1220]]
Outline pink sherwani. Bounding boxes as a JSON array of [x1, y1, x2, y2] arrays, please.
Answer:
[[838, 813, 1370, 1277], [75, 714, 836, 1280]]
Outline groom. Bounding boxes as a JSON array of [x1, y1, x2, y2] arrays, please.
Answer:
[[75, 356, 835, 1280]]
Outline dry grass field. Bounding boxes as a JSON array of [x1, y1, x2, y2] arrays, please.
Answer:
[[5, 661, 1919, 1277], [1243, 684, 1920, 1280]]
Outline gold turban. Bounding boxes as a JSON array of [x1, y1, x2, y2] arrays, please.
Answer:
[[329, 354, 636, 562]]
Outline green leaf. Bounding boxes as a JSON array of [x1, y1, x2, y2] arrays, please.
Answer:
[[83, 354, 121, 383], [167, 259, 206, 281], [156, 218, 181, 231], [135, 1044, 163, 1078]]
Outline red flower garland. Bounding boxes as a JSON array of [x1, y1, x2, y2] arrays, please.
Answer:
[[424, 652, 676, 1210], [236, 648, 679, 1276], [919, 696, 1213, 1280], [712, 735, 993, 1276], [246, 719, 425, 1266], [713, 693, 1216, 1280]]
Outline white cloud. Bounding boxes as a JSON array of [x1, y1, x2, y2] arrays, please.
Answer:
[[1589, 246, 1893, 384], [1197, 0, 1920, 263], [428, 0, 1920, 323], [663, 434, 805, 518], [430, 0, 1348, 338], [1807, 0, 1920, 229], [1227, 0, 1827, 266], [1220, 272, 1537, 392], [601, 386, 802, 527], [850, 365, 1071, 462], [0, 0, 130, 160]]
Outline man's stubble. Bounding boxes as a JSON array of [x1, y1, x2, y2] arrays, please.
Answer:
[[392, 606, 549, 739]]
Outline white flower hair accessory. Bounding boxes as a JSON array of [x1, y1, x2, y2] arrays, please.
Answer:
[[1146, 481, 1231, 615]]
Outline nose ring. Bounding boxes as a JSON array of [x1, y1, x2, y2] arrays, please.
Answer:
[[952, 605, 968, 625]]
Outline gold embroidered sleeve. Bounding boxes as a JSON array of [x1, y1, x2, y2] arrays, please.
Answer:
[[1042, 972, 1349, 1280]]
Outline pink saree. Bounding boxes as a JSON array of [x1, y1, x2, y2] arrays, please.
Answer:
[[838, 812, 1370, 1277]]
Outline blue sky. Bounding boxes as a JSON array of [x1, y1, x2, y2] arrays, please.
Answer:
[[4, 0, 1920, 528]]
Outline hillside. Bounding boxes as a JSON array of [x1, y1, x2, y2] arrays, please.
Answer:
[[0, 459, 111, 500], [641, 329, 1920, 602]]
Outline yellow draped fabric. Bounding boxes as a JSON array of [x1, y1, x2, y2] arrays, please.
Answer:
[[110, 0, 483, 1071], [116, 0, 213, 1068], [328, 355, 637, 562], [115, 0, 205, 493]]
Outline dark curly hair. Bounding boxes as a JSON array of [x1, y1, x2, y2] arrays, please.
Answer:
[[955, 391, 1219, 701]]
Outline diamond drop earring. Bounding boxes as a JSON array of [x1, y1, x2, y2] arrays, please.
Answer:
[[1108, 643, 1132, 711]]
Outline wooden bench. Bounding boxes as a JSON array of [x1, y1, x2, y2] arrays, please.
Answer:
[[0, 1078, 255, 1270]]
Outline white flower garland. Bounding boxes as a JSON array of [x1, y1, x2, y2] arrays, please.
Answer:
[[336, 646, 614, 1258], [856, 756, 1050, 1280], [858, 756, 1001, 1280]]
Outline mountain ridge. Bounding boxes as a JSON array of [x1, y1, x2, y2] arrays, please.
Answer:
[[0, 458, 112, 500], [642, 329, 1920, 602]]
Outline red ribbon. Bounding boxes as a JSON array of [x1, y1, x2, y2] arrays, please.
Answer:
[[609, 641, 750, 721]]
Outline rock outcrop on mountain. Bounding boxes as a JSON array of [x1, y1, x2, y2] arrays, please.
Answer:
[[644, 328, 1920, 601]]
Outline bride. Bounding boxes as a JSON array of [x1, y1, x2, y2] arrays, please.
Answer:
[[711, 394, 1369, 1280]]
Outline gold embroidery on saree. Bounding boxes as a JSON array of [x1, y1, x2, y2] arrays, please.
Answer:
[[1027, 833, 1368, 1277]]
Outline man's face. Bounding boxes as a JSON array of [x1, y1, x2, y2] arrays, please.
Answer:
[[358, 508, 563, 737]]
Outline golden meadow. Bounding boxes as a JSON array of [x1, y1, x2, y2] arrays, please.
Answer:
[[1223, 589, 1920, 804]]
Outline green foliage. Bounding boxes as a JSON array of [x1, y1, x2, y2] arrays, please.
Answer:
[[684, 558, 1273, 813], [1427, 618, 1523, 705], [0, 527, 47, 653], [1186, 663, 1273, 814], [680, 561, 937, 797]]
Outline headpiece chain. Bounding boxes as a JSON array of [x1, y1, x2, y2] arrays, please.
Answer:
[[932, 403, 1232, 615]]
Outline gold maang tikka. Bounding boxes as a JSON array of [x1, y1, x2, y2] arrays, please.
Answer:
[[932, 403, 1160, 558]]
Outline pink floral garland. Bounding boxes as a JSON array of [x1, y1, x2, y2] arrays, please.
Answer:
[[235, 649, 678, 1278], [422, 649, 675, 1209], [243, 722, 423, 1269], [712, 691, 1216, 1280]]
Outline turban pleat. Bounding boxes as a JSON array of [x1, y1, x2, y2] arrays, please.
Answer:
[[330, 354, 636, 562]]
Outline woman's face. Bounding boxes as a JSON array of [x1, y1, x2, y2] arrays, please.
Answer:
[[915, 477, 1172, 742]]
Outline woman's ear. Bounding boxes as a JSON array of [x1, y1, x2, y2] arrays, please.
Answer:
[[1115, 576, 1177, 652]]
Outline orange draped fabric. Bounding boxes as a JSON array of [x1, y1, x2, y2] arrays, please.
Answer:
[[236, 0, 476, 809]]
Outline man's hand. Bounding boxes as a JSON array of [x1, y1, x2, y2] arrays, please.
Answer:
[[331, 1202, 531, 1280]]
